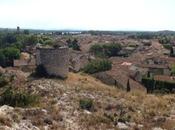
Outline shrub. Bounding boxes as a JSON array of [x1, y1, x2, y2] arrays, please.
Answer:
[[0, 87, 39, 107], [103, 43, 122, 57], [163, 44, 172, 50], [0, 76, 8, 87], [90, 44, 104, 57], [90, 43, 121, 58], [83, 59, 112, 74], [158, 36, 171, 45], [79, 98, 93, 111], [43, 39, 53, 46], [66, 38, 80, 51], [171, 64, 175, 76]]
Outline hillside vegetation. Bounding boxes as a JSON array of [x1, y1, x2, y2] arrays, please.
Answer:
[[0, 68, 175, 130]]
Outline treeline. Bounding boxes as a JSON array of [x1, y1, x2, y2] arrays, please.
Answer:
[[0, 32, 53, 49], [0, 31, 53, 67], [128, 32, 156, 39]]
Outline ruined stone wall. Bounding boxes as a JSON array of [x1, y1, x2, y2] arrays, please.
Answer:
[[36, 47, 69, 78]]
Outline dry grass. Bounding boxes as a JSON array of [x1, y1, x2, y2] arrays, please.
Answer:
[[0, 115, 12, 127], [6, 72, 174, 129], [65, 72, 175, 129]]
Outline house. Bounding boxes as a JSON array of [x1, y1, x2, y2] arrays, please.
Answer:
[[138, 64, 171, 76], [129, 65, 147, 82], [36, 46, 69, 78], [142, 40, 151, 46]]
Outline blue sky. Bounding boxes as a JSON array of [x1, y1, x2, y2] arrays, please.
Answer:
[[0, 0, 175, 31]]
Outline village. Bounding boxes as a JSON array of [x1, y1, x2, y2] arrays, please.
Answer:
[[12, 31, 175, 93]]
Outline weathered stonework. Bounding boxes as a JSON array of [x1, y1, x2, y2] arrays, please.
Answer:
[[36, 46, 69, 78]]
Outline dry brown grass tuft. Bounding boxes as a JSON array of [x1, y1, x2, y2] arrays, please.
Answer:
[[0, 115, 12, 127]]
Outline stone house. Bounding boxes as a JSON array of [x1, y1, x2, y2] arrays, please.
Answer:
[[129, 65, 148, 82], [36, 46, 69, 78], [138, 64, 171, 77]]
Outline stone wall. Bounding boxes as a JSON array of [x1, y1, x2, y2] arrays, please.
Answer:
[[36, 47, 69, 78], [14, 59, 36, 67]]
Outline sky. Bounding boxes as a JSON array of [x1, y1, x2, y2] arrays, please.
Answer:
[[0, 0, 174, 31]]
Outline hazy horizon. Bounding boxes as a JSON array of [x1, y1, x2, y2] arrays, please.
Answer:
[[0, 0, 175, 31]]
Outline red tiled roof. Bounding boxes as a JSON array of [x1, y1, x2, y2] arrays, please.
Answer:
[[154, 75, 175, 83], [138, 64, 169, 69]]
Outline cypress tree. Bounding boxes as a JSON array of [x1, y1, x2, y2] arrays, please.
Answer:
[[127, 79, 131, 92], [170, 46, 174, 57]]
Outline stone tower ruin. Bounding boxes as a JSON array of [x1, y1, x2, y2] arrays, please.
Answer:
[[36, 46, 69, 78]]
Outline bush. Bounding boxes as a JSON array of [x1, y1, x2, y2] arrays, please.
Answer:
[[25, 35, 38, 45], [0, 76, 8, 88], [90, 44, 104, 57], [163, 44, 172, 50], [171, 64, 175, 76], [66, 38, 80, 51], [43, 39, 53, 46], [0, 47, 20, 67], [83, 59, 112, 74], [158, 36, 171, 45], [79, 98, 93, 111], [0, 87, 39, 107]]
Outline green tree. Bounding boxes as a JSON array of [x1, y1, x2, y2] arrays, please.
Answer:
[[26, 35, 38, 45], [83, 59, 112, 74], [66, 38, 72, 47], [3, 47, 20, 66], [66, 38, 80, 51], [90, 43, 122, 58], [44, 39, 53, 45], [170, 46, 174, 57], [2, 33, 17, 46], [103, 43, 122, 57], [127, 79, 131, 92], [23, 30, 29, 35], [0, 50, 6, 67], [171, 64, 175, 76], [90, 44, 104, 57]]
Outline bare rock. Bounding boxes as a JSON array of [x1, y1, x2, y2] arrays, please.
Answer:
[[152, 127, 164, 130], [14, 120, 40, 130], [0, 105, 14, 116], [117, 122, 129, 130]]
